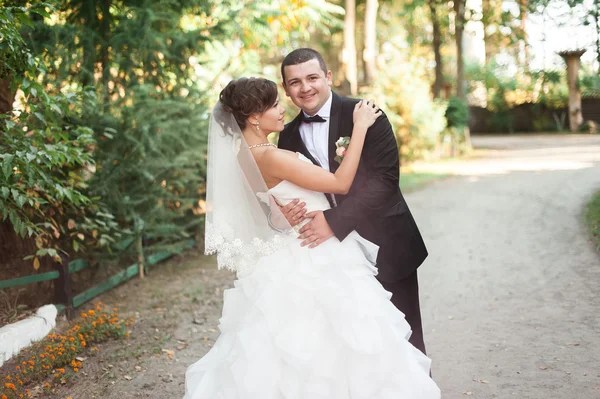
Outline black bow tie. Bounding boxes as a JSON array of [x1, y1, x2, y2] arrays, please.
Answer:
[[301, 114, 326, 123]]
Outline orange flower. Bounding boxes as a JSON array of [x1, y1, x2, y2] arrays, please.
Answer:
[[88, 310, 95, 316], [5, 376, 10, 381], [4, 382, 16, 390], [2, 394, 7, 399], [45, 382, 51, 388], [74, 367, 79, 372]]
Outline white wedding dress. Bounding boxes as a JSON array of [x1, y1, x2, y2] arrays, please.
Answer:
[[184, 154, 440, 399]]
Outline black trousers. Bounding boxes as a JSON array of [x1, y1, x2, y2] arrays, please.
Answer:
[[379, 270, 427, 355]]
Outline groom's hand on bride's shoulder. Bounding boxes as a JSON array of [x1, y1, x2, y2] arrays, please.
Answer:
[[299, 211, 334, 248], [279, 198, 307, 227]]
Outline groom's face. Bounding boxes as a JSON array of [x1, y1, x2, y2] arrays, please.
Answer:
[[282, 59, 332, 116]]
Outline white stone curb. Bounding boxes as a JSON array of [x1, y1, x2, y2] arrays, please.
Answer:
[[0, 304, 57, 367]]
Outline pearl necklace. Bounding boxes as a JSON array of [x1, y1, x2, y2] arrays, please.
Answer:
[[248, 143, 277, 149]]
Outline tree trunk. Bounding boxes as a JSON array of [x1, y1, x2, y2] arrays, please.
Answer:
[[454, 0, 471, 150], [481, 0, 503, 66], [100, 0, 112, 107], [594, 0, 600, 75], [454, 0, 466, 100], [341, 0, 358, 95], [363, 0, 379, 85], [518, 0, 529, 72], [482, 0, 491, 66], [428, 0, 444, 98], [0, 76, 15, 115], [80, 1, 98, 87], [561, 52, 585, 132]]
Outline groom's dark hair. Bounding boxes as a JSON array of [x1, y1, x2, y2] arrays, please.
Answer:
[[281, 48, 328, 85]]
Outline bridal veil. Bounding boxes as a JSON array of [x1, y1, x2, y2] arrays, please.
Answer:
[[204, 102, 293, 273]]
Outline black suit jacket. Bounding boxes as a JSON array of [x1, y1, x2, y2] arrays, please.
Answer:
[[278, 91, 428, 282]]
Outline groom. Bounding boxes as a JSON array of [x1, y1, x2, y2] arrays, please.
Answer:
[[277, 48, 429, 354]]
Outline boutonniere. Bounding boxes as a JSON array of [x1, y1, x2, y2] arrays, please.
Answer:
[[334, 136, 351, 163]]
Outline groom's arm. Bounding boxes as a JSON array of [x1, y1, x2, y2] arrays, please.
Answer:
[[323, 115, 399, 241]]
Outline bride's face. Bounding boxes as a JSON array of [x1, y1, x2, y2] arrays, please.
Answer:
[[255, 98, 286, 133]]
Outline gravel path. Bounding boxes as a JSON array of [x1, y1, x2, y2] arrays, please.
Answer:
[[40, 134, 600, 399], [411, 134, 600, 398]]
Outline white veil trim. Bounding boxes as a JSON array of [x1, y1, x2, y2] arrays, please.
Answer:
[[204, 102, 294, 273]]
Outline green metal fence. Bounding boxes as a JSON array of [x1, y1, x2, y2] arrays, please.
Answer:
[[0, 239, 195, 318]]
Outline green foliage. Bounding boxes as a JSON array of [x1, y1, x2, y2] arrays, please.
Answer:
[[0, 3, 50, 80], [442, 97, 470, 153], [28, 0, 219, 254], [14, 0, 342, 260], [466, 61, 573, 132], [89, 85, 208, 251], [584, 189, 600, 252], [0, 3, 123, 266], [445, 96, 469, 128], [368, 44, 447, 163]]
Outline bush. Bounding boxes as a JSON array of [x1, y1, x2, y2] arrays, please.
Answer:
[[368, 46, 447, 163], [445, 96, 469, 128], [88, 85, 208, 254], [0, 4, 123, 268]]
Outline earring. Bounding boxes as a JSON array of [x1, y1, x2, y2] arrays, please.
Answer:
[[254, 121, 260, 131]]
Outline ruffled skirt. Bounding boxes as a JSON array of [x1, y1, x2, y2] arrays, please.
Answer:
[[184, 232, 440, 399]]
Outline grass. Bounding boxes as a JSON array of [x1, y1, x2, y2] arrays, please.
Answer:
[[400, 169, 449, 191], [584, 189, 600, 252]]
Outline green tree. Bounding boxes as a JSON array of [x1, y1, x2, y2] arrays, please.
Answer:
[[19, 0, 344, 258], [1, 3, 122, 268]]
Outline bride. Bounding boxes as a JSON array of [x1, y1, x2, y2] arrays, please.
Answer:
[[184, 77, 440, 398]]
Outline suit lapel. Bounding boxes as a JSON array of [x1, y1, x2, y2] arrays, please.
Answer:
[[328, 92, 343, 173], [289, 112, 320, 167]]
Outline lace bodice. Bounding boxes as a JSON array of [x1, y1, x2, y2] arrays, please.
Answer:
[[267, 153, 332, 216]]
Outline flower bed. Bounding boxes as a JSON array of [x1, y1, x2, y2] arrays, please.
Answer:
[[0, 302, 133, 398]]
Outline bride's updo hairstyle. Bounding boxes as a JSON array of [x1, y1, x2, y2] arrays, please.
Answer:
[[219, 77, 278, 131]]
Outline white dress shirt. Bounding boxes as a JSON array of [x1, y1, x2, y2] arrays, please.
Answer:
[[299, 93, 336, 206], [299, 92, 332, 171]]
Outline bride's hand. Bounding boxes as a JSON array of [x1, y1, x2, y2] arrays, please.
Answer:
[[353, 100, 382, 131]]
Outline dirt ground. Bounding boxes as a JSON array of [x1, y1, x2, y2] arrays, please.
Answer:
[[8, 134, 600, 399]]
